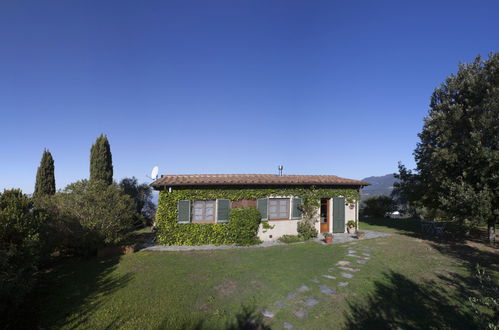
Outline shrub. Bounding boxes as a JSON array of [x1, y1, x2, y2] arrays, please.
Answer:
[[347, 220, 356, 228], [228, 207, 262, 246], [278, 235, 303, 243], [37, 180, 135, 255], [0, 189, 45, 326], [297, 221, 318, 240], [362, 196, 397, 218]]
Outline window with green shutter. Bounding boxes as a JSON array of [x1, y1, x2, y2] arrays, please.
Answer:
[[177, 200, 191, 223], [291, 197, 302, 219], [256, 198, 268, 221], [217, 199, 230, 223]]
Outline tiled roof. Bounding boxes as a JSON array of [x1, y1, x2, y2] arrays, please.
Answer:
[[150, 174, 370, 189]]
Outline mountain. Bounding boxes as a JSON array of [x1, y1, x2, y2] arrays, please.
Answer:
[[360, 174, 398, 201]]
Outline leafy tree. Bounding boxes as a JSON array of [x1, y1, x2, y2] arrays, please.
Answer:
[[38, 180, 135, 255], [0, 189, 45, 325], [119, 177, 156, 225], [34, 149, 55, 197], [90, 134, 113, 185], [414, 53, 498, 244], [362, 195, 397, 218], [392, 162, 424, 216]]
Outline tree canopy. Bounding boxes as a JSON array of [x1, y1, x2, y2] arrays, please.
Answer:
[[90, 134, 113, 185], [34, 149, 55, 197], [404, 53, 498, 244]]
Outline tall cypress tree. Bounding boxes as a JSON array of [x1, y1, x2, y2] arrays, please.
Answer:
[[34, 149, 56, 197], [90, 134, 113, 185]]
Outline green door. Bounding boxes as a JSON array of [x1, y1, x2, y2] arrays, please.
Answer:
[[332, 197, 345, 233]]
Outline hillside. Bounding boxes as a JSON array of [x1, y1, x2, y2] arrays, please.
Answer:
[[360, 174, 398, 201]]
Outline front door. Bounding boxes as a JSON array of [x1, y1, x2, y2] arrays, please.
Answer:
[[332, 197, 346, 233], [320, 199, 330, 233]]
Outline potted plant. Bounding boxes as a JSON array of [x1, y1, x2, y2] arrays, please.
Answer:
[[347, 220, 356, 234], [323, 233, 333, 244], [357, 231, 366, 239]]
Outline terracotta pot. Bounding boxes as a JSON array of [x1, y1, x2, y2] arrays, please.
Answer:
[[357, 233, 365, 239], [325, 236, 333, 244]]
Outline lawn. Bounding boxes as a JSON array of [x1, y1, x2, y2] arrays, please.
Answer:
[[35, 219, 498, 329]]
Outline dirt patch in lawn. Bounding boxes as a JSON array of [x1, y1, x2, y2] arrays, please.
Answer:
[[214, 280, 238, 298]]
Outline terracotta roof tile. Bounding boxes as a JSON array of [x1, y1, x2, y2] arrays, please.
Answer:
[[150, 174, 369, 189]]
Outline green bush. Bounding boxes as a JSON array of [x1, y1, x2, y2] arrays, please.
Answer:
[[361, 196, 397, 218], [228, 207, 262, 246], [278, 235, 303, 243], [0, 189, 45, 326], [37, 180, 136, 255], [297, 221, 318, 240]]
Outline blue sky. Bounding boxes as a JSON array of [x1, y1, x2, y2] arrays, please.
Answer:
[[1, 0, 498, 193]]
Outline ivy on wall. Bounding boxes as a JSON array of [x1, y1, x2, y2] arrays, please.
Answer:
[[155, 187, 360, 246]]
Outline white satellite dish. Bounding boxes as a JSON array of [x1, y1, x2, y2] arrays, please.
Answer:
[[148, 166, 159, 180]]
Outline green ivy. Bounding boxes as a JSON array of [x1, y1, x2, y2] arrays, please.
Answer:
[[155, 187, 359, 246]]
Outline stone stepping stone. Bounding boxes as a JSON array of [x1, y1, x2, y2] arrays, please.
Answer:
[[322, 274, 336, 279], [347, 254, 362, 258], [297, 285, 310, 292], [341, 272, 354, 279], [328, 267, 336, 272], [338, 281, 349, 287], [338, 266, 360, 272], [304, 297, 319, 307], [362, 253, 370, 256], [319, 285, 336, 295], [357, 260, 366, 264], [286, 292, 297, 299], [336, 260, 351, 266], [293, 309, 307, 319], [363, 257, 370, 260], [275, 301, 286, 308], [262, 309, 274, 318], [284, 322, 294, 329], [348, 250, 357, 254], [310, 278, 320, 283]]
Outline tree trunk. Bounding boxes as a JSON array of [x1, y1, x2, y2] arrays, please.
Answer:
[[488, 221, 496, 246]]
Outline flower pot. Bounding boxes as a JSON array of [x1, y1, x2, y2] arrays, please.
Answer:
[[357, 233, 365, 239], [347, 227, 356, 234], [325, 236, 333, 244]]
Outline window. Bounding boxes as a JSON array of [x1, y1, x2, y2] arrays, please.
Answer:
[[192, 200, 216, 223], [269, 198, 290, 219]]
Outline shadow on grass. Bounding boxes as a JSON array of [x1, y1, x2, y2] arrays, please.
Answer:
[[343, 271, 477, 330], [156, 304, 271, 330], [34, 256, 133, 329]]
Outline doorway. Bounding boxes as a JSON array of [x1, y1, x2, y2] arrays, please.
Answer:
[[332, 197, 346, 233], [320, 198, 330, 233]]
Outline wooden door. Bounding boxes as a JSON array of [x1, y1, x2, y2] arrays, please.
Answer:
[[320, 199, 329, 233], [332, 197, 345, 233]]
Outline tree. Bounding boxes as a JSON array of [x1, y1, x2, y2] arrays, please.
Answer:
[[362, 195, 397, 218], [391, 162, 424, 216], [34, 149, 55, 197], [90, 134, 113, 185], [414, 53, 498, 244], [119, 177, 156, 224], [0, 189, 45, 325]]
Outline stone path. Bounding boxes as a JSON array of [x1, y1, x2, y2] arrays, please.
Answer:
[[261, 242, 377, 328]]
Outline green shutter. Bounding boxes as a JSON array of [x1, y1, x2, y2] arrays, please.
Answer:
[[257, 198, 268, 221], [177, 200, 191, 223], [291, 197, 302, 219], [217, 199, 230, 223]]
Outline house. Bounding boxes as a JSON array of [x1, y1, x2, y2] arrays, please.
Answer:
[[151, 174, 369, 243]]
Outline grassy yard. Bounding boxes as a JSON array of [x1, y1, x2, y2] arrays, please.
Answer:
[[34, 219, 498, 329]]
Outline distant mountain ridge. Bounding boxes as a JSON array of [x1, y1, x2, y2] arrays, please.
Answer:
[[361, 174, 398, 201]]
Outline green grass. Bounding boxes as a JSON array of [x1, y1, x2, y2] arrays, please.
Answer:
[[35, 219, 498, 329]]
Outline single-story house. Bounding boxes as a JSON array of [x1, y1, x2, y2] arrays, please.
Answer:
[[151, 174, 369, 242]]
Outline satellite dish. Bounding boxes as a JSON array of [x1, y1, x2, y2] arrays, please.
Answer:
[[147, 166, 159, 180]]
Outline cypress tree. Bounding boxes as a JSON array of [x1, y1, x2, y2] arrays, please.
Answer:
[[34, 149, 56, 197], [90, 134, 114, 185]]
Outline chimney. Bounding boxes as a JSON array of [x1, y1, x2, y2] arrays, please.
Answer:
[[278, 165, 283, 176]]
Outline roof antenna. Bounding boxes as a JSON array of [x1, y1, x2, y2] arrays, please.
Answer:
[[278, 165, 283, 176], [147, 166, 159, 180]]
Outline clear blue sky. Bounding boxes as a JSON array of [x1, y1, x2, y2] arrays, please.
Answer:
[[1, 0, 498, 193]]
